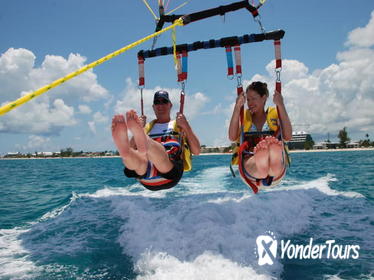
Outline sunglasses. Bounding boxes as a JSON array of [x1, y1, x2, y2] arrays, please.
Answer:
[[154, 99, 169, 105]]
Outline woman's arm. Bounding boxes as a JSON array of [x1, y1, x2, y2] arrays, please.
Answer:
[[228, 93, 245, 142], [273, 91, 292, 141]]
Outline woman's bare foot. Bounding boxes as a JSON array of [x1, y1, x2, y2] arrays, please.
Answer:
[[111, 114, 130, 157], [267, 136, 284, 177], [126, 110, 148, 154], [253, 139, 270, 178]]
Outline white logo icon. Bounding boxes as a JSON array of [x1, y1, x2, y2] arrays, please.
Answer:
[[256, 232, 277, 266]]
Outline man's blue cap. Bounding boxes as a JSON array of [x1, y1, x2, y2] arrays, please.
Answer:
[[153, 90, 171, 103]]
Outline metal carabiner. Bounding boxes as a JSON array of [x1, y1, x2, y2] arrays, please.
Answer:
[[254, 14, 266, 34], [275, 69, 281, 82], [180, 81, 186, 93], [236, 75, 242, 88]]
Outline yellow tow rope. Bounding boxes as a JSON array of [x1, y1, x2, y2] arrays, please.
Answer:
[[0, 18, 184, 116]]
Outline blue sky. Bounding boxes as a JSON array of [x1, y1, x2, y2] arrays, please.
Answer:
[[1, 0, 374, 154]]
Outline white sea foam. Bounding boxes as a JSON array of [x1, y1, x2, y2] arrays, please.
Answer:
[[179, 166, 236, 194], [38, 191, 81, 222], [111, 184, 315, 278], [270, 174, 365, 198], [135, 251, 272, 280], [0, 228, 39, 279], [83, 184, 169, 199]]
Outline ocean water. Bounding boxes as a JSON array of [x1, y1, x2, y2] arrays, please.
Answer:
[[0, 151, 373, 280]]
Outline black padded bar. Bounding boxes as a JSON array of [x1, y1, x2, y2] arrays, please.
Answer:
[[138, 30, 285, 59]]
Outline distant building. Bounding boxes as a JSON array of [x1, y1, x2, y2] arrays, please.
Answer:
[[4, 152, 21, 158], [347, 142, 359, 148], [313, 141, 339, 149], [288, 131, 313, 150]]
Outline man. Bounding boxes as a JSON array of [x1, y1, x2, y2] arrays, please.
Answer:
[[112, 90, 200, 191]]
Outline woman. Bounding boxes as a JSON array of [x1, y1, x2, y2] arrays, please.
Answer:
[[228, 81, 292, 188]]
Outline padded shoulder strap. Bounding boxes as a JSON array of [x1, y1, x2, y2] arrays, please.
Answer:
[[266, 106, 279, 131], [144, 119, 157, 134]]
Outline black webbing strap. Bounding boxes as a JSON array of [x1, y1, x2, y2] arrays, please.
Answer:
[[155, 0, 259, 32]]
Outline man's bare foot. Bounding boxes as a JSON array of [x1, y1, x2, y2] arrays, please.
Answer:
[[126, 110, 148, 154], [111, 115, 130, 157], [253, 139, 270, 178], [267, 136, 284, 176]]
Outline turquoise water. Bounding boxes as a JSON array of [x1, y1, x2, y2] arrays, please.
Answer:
[[0, 151, 373, 279]]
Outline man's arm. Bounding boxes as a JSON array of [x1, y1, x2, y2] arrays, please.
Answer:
[[176, 113, 200, 155]]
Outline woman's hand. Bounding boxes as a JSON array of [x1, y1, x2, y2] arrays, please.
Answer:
[[273, 90, 284, 107], [235, 92, 245, 109]]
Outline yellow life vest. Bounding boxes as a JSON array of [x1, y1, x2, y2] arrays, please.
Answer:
[[144, 119, 192, 172], [231, 106, 279, 165]]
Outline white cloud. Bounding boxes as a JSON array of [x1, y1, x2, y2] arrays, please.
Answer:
[[0, 48, 111, 135], [346, 10, 374, 48], [114, 78, 209, 121], [78, 105, 92, 114], [88, 121, 96, 134], [0, 49, 109, 104], [24, 135, 51, 150], [93, 111, 108, 123], [0, 97, 76, 134], [85, 111, 109, 135]]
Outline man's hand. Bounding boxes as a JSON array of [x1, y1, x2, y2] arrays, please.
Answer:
[[176, 112, 190, 131], [139, 115, 147, 127]]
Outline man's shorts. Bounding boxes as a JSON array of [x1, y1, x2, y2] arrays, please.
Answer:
[[124, 159, 184, 191]]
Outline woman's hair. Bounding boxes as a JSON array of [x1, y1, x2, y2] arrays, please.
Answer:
[[245, 81, 269, 98]]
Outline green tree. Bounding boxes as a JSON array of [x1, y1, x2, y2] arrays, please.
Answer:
[[359, 133, 370, 147], [304, 134, 315, 150], [60, 147, 74, 157], [338, 127, 350, 148]]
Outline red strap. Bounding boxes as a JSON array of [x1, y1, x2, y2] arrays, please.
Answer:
[[233, 45, 242, 75], [179, 92, 185, 114], [177, 51, 188, 82], [275, 81, 281, 93], [138, 56, 145, 87], [250, 9, 259, 17], [274, 40, 282, 69], [182, 50, 188, 81], [177, 53, 183, 82]]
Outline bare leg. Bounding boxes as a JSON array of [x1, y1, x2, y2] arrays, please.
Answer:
[[111, 114, 147, 175], [126, 110, 147, 155], [244, 139, 269, 179], [266, 136, 284, 177], [126, 110, 173, 174]]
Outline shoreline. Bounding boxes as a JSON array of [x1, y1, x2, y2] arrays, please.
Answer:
[[1, 148, 373, 160], [200, 147, 374, 155]]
